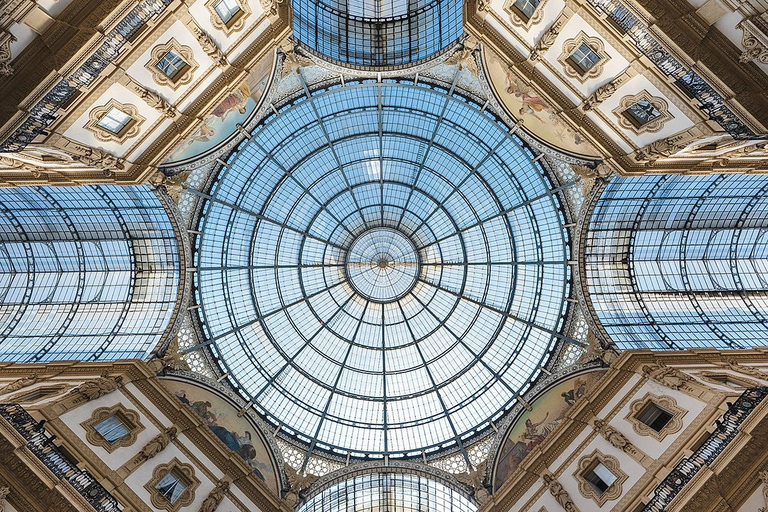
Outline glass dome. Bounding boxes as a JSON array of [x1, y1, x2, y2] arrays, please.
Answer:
[[194, 79, 571, 457], [298, 472, 476, 512], [292, 0, 463, 68]]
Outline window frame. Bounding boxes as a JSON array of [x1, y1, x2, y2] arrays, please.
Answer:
[[82, 404, 145, 452], [85, 99, 145, 143], [613, 91, 673, 134], [145, 458, 200, 512], [627, 392, 686, 441], [145, 38, 199, 90], [557, 32, 610, 82], [504, 0, 547, 28], [206, 0, 251, 34], [575, 451, 627, 506]]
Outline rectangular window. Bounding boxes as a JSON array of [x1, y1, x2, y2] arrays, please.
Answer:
[[623, 99, 661, 128], [155, 469, 188, 504], [637, 402, 673, 432], [155, 50, 189, 80], [568, 43, 601, 73], [584, 462, 618, 494], [512, 0, 540, 20], [214, 0, 241, 24], [94, 414, 131, 443], [96, 107, 134, 135]]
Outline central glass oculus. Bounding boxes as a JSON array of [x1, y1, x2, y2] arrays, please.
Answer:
[[345, 227, 420, 302]]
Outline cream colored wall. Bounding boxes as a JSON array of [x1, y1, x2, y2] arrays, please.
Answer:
[[736, 483, 766, 511], [1, 499, 18, 512], [59, 384, 167, 471], [57, 380, 270, 512]]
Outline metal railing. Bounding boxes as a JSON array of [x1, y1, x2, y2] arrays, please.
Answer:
[[641, 386, 768, 512], [0, 403, 122, 512]]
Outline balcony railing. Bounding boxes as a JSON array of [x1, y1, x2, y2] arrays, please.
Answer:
[[0, 403, 122, 512], [641, 386, 768, 512]]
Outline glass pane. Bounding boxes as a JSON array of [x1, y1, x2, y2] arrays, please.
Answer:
[[94, 414, 130, 443], [214, 0, 241, 22], [155, 51, 187, 79], [568, 43, 600, 72], [96, 107, 132, 134], [624, 99, 660, 126], [592, 463, 617, 487], [156, 470, 187, 504], [513, 0, 539, 18]]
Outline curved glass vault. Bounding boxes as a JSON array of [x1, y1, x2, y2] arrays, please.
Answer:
[[0, 185, 180, 362], [298, 472, 476, 512], [584, 174, 768, 350], [292, 0, 463, 68], [194, 79, 571, 457]]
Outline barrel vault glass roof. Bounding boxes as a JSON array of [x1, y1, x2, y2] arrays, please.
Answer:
[[292, 0, 463, 68], [194, 79, 571, 458]]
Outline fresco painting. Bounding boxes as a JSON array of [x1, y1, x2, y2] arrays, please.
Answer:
[[160, 378, 279, 493], [484, 50, 602, 158], [493, 370, 606, 490], [164, 54, 273, 165]]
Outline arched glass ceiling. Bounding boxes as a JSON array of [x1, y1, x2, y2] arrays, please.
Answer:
[[194, 79, 571, 457], [0, 185, 180, 362], [298, 472, 476, 512], [584, 174, 768, 350], [292, 0, 463, 68]]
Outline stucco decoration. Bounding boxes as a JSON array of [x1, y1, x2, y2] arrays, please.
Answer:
[[145, 458, 200, 512], [557, 32, 610, 82], [84, 99, 145, 143], [145, 38, 199, 90], [612, 91, 673, 135], [206, 0, 252, 35]]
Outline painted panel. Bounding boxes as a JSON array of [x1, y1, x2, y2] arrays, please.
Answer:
[[160, 377, 279, 493], [493, 369, 606, 490], [484, 48, 602, 158], [163, 53, 273, 165]]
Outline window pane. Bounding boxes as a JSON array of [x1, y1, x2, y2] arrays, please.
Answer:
[[592, 463, 617, 486], [94, 414, 130, 443], [96, 107, 132, 134], [156, 51, 188, 79], [156, 470, 187, 504], [569, 43, 600, 72], [624, 99, 660, 126], [513, 0, 540, 18], [638, 402, 673, 431], [214, 0, 241, 22]]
